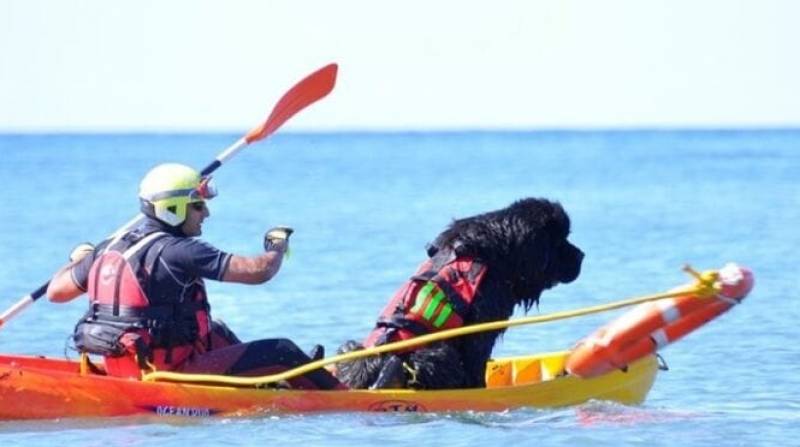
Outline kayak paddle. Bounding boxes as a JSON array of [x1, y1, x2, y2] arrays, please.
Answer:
[[0, 63, 338, 330]]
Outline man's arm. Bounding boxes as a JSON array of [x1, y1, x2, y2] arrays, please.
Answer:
[[47, 243, 95, 302], [47, 263, 85, 302], [222, 251, 285, 284], [221, 226, 293, 285]]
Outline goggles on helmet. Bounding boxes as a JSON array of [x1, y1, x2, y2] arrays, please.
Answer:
[[144, 175, 217, 203], [189, 176, 218, 201]]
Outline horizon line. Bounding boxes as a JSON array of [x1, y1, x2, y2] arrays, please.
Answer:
[[1, 125, 799, 136]]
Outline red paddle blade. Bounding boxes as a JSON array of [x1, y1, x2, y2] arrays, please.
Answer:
[[245, 63, 338, 144]]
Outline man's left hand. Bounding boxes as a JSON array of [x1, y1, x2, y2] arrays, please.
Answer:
[[69, 242, 95, 262]]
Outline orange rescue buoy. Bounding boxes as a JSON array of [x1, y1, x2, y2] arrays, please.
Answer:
[[565, 263, 754, 378]]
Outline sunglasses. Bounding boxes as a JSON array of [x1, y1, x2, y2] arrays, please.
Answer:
[[189, 202, 207, 211]]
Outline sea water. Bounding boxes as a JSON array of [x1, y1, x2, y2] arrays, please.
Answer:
[[0, 130, 798, 446]]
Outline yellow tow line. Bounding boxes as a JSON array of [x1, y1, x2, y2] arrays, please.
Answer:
[[142, 265, 720, 387]]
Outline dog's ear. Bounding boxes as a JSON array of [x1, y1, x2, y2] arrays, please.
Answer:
[[520, 232, 552, 279], [537, 239, 552, 274]]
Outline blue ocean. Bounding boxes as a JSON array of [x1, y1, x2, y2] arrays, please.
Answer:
[[0, 130, 798, 446]]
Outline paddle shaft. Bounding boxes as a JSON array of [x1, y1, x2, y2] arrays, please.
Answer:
[[0, 139, 254, 329], [0, 64, 338, 330]]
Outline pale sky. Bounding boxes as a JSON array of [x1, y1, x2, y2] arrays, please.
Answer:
[[1, 0, 798, 132]]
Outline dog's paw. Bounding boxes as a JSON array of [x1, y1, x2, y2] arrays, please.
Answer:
[[368, 355, 407, 389]]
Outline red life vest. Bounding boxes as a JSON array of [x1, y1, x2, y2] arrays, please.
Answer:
[[73, 230, 211, 377], [364, 251, 487, 349]]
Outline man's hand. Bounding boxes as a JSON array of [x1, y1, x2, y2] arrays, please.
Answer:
[[264, 226, 294, 253], [69, 242, 95, 262]]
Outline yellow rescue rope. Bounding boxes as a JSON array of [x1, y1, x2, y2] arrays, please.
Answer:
[[142, 265, 721, 387]]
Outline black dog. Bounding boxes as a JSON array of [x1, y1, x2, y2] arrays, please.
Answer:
[[334, 198, 584, 389]]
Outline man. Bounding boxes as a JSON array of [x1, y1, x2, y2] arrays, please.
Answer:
[[47, 163, 342, 389]]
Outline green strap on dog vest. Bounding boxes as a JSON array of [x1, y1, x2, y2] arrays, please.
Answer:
[[411, 281, 455, 328]]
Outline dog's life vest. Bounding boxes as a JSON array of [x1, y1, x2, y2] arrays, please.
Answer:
[[364, 250, 488, 349], [73, 229, 210, 373]]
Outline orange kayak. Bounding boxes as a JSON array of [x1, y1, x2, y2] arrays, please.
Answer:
[[0, 351, 658, 420]]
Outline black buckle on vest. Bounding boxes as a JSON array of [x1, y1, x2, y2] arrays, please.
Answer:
[[376, 317, 429, 337]]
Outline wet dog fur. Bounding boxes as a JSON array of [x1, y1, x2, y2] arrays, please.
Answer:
[[334, 197, 584, 389]]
